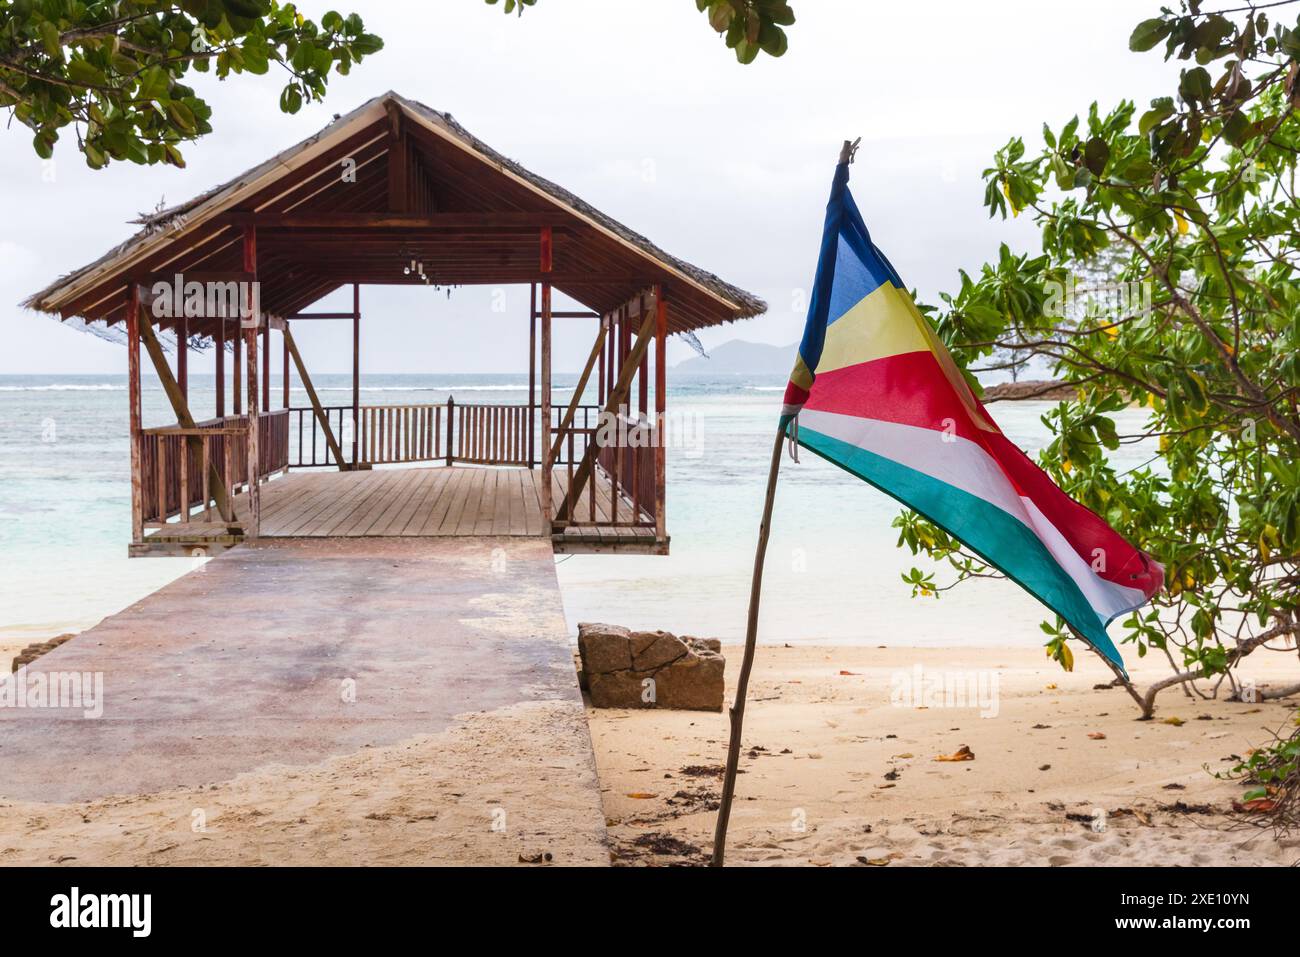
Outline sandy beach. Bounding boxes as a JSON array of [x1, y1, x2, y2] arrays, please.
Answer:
[[0, 699, 607, 867], [3, 634, 1295, 866], [592, 644, 1300, 866]]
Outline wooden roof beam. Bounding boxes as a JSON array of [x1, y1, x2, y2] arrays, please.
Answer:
[[217, 211, 580, 229], [386, 99, 408, 213]]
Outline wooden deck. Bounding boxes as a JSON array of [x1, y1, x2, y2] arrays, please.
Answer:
[[137, 465, 667, 556]]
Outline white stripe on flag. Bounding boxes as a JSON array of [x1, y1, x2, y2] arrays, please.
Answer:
[[799, 409, 1147, 621]]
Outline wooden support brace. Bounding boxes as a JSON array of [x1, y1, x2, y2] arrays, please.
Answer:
[[557, 304, 657, 523]]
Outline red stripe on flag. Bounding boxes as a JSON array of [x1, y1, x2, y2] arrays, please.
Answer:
[[803, 350, 989, 445], [982, 431, 1163, 598], [803, 350, 1162, 597]]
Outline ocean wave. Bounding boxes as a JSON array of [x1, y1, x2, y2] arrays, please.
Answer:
[[746, 386, 786, 392], [0, 384, 125, 392], [307, 385, 530, 393]]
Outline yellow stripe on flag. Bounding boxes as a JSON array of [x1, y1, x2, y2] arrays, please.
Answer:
[[789, 354, 815, 391], [813, 283, 930, 375]]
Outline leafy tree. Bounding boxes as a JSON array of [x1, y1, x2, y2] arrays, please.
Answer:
[[487, 0, 796, 65], [0, 1, 383, 168], [898, 0, 1300, 716]]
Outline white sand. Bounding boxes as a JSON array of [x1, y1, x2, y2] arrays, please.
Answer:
[[0, 700, 607, 866], [4, 640, 1295, 866], [590, 645, 1300, 866]]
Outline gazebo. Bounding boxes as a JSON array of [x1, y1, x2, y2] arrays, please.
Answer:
[[25, 92, 765, 557]]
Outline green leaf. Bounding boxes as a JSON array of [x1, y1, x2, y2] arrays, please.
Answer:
[[1084, 137, 1110, 176], [279, 84, 303, 113], [32, 129, 56, 159], [110, 52, 139, 76], [1130, 18, 1170, 52], [136, 66, 171, 101], [166, 100, 197, 133], [1222, 110, 1252, 147], [1180, 66, 1212, 105], [291, 41, 315, 72], [66, 58, 106, 88], [758, 23, 788, 57], [38, 20, 61, 58]]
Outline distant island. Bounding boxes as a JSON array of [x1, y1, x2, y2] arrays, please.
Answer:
[[674, 340, 1076, 402], [980, 379, 1077, 401], [673, 339, 796, 376]]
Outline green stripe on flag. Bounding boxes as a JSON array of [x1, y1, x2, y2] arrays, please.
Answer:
[[798, 426, 1125, 671]]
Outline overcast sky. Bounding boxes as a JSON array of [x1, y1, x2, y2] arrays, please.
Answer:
[[0, 0, 1182, 374]]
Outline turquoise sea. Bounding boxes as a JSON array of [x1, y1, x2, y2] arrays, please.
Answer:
[[0, 372, 1156, 650]]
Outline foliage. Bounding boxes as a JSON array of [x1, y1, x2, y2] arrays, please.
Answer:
[[897, 1, 1300, 711], [0, 1, 383, 168], [1218, 718, 1300, 836], [694, 0, 793, 63], [488, 0, 795, 65]]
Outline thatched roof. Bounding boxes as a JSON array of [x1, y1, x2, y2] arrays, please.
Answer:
[[24, 92, 766, 338]]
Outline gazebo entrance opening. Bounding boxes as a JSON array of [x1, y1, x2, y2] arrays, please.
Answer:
[[136, 278, 667, 556]]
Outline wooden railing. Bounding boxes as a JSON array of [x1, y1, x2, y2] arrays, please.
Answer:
[[139, 409, 289, 528], [453, 401, 530, 466], [594, 413, 657, 528], [548, 404, 600, 467], [290, 405, 352, 468], [284, 399, 660, 531], [545, 407, 656, 528], [290, 398, 564, 469], [362, 403, 446, 465]]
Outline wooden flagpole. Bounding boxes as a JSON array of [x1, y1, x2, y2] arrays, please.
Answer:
[[712, 138, 859, 868], [710, 425, 786, 867]]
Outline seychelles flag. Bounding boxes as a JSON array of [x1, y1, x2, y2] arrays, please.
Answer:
[[782, 160, 1163, 671]]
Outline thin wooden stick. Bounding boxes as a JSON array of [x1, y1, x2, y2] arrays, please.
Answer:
[[711, 425, 786, 866]]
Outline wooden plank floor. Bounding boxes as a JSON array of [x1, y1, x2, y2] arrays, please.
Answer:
[[150, 466, 660, 543]]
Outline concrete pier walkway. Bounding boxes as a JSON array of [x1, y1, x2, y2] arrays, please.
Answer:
[[0, 538, 608, 866]]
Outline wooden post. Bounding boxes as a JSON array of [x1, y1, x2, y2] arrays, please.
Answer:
[[598, 314, 608, 406], [606, 308, 617, 402], [137, 304, 236, 523], [638, 301, 649, 418], [557, 304, 656, 523], [352, 283, 360, 467], [540, 227, 553, 523], [528, 283, 537, 469], [216, 318, 226, 418], [445, 395, 455, 466], [177, 314, 188, 403], [127, 283, 143, 544], [232, 325, 242, 416], [550, 318, 609, 464], [282, 325, 290, 409], [711, 426, 786, 866], [620, 301, 632, 413], [654, 285, 667, 543], [262, 314, 270, 411], [243, 225, 260, 536]]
